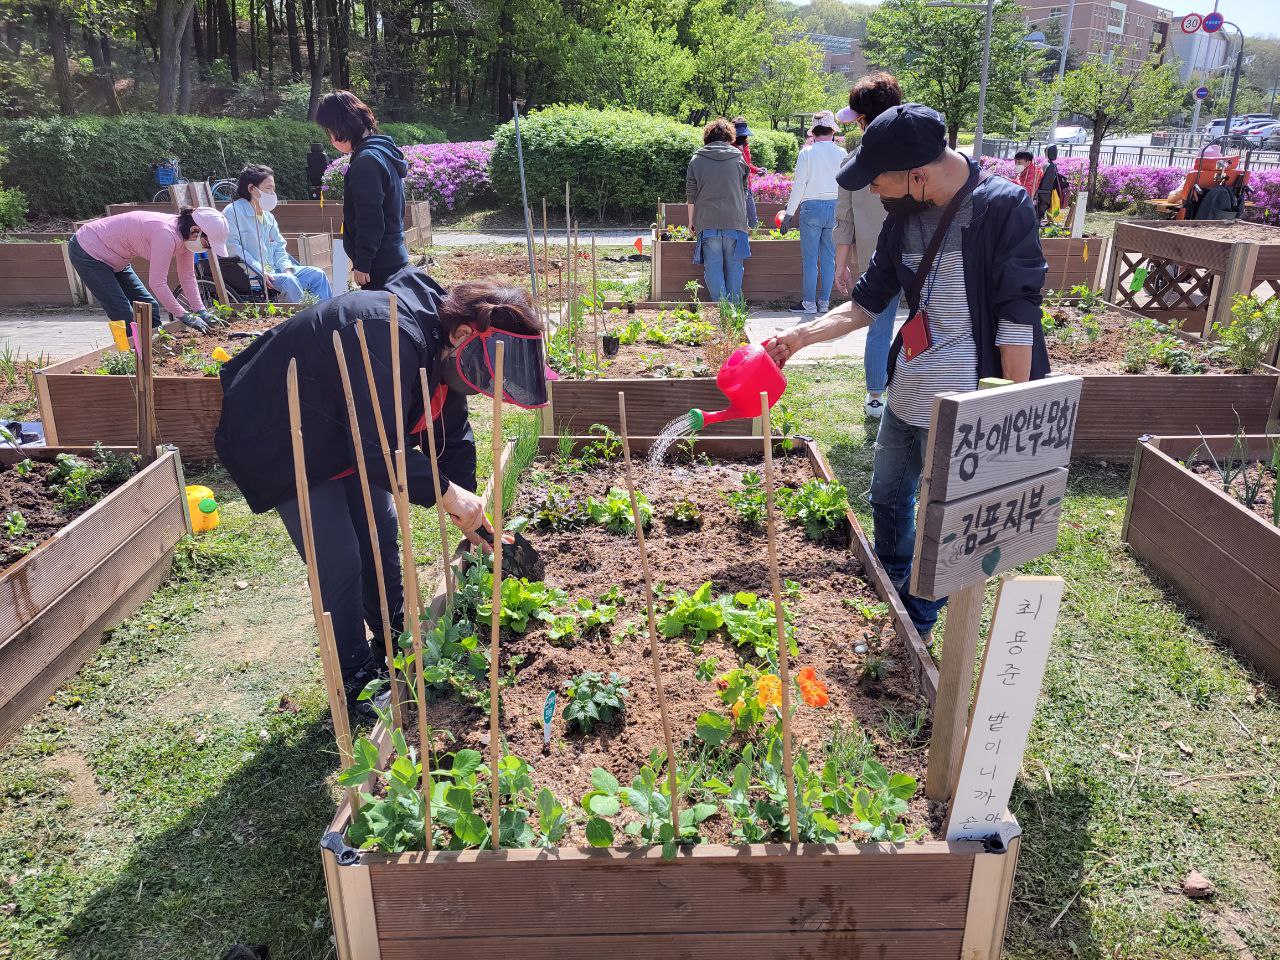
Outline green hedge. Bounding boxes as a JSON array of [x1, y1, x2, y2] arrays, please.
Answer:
[[0, 115, 445, 219], [491, 106, 795, 217]]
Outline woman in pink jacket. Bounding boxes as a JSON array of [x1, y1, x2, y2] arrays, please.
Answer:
[[69, 206, 231, 333]]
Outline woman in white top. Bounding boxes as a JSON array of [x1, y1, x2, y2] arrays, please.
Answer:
[[782, 110, 845, 315], [222, 165, 332, 304]]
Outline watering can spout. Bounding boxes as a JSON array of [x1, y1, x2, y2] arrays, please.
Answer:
[[688, 344, 787, 432]]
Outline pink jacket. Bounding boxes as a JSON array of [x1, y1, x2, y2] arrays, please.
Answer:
[[75, 211, 204, 317]]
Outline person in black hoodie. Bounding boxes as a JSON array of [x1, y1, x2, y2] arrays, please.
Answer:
[[315, 91, 410, 290], [306, 143, 330, 200], [215, 267, 548, 720]]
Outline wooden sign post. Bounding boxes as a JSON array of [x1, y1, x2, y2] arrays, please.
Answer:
[[915, 375, 1082, 802], [946, 575, 1063, 842]]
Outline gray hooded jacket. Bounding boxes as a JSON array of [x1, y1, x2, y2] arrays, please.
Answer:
[[685, 143, 750, 234]]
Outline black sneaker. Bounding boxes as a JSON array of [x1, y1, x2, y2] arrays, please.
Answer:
[[788, 302, 816, 314]]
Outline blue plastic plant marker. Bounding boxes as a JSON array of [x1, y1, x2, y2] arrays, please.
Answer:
[[981, 545, 1002, 577], [542, 690, 556, 747]]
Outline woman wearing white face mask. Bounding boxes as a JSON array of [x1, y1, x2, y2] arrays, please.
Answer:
[[223, 164, 333, 304], [69, 206, 229, 334]]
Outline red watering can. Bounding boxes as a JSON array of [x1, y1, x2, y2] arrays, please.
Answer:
[[690, 343, 787, 430]]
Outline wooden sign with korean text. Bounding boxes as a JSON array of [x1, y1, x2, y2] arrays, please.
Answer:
[[912, 376, 1081, 601], [946, 576, 1063, 842], [926, 375, 1082, 503]]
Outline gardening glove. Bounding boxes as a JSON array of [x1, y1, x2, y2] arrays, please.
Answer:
[[441, 483, 492, 544], [179, 311, 210, 334], [779, 213, 793, 234]]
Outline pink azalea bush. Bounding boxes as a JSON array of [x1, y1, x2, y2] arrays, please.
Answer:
[[322, 140, 495, 211], [982, 156, 1184, 209], [1250, 170, 1280, 214], [752, 172, 792, 203]]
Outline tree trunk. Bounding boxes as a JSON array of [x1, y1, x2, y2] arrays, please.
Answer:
[[1086, 118, 1105, 211], [45, 3, 76, 116], [224, 0, 239, 81], [179, 11, 195, 114], [192, 3, 206, 64], [249, 0, 258, 75], [285, 0, 302, 79], [326, 0, 340, 92], [265, 0, 275, 80], [157, 0, 197, 113], [83, 20, 123, 115], [307, 0, 327, 118]]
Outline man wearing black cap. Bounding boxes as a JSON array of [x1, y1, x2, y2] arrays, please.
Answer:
[[765, 103, 1049, 636]]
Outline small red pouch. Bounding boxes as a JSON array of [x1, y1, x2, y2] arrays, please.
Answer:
[[900, 309, 932, 361]]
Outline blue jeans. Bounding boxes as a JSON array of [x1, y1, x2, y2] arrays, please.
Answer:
[[869, 403, 949, 635], [865, 294, 899, 395], [746, 192, 759, 230], [799, 199, 837, 306], [270, 265, 332, 303], [68, 236, 163, 324], [698, 231, 745, 303]]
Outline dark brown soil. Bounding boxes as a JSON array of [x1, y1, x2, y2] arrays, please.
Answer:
[[0, 360, 40, 420], [1189, 460, 1279, 526], [1045, 306, 1240, 375], [72, 317, 281, 377], [1154, 222, 1280, 243], [407, 452, 935, 845], [427, 250, 565, 292], [0, 458, 130, 567]]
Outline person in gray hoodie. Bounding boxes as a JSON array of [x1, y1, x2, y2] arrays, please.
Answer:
[[685, 117, 751, 303], [316, 90, 410, 291]]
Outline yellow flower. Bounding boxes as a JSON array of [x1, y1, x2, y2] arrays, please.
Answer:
[[755, 674, 782, 710]]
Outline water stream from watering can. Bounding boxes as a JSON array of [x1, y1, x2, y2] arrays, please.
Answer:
[[647, 412, 698, 468]]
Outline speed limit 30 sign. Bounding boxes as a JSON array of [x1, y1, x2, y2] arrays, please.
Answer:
[[1180, 12, 1203, 33]]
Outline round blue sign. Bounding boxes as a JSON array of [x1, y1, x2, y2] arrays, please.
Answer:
[[1203, 11, 1223, 32], [1195, 86, 1210, 101]]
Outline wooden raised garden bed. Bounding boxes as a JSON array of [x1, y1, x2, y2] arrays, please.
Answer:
[[0, 233, 84, 307], [0, 446, 187, 745], [1045, 298, 1278, 460], [652, 232, 803, 304], [1123, 433, 1280, 686], [35, 308, 296, 460], [319, 435, 1023, 960], [1103, 220, 1280, 336], [544, 305, 752, 437], [1040, 235, 1106, 293], [104, 200, 433, 247]]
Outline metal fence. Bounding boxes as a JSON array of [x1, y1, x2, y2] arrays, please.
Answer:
[[983, 138, 1280, 172]]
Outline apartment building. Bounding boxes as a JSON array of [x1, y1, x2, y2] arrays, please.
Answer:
[[1022, 0, 1172, 69]]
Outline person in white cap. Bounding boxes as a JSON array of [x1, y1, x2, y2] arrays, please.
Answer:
[[69, 206, 231, 334], [781, 110, 844, 316]]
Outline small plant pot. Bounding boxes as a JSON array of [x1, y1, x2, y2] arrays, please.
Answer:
[[602, 335, 620, 357], [625, 303, 636, 314]]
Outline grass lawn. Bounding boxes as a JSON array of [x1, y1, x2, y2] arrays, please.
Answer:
[[1, 360, 1276, 958]]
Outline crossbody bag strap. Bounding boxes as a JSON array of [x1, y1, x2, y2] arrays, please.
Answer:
[[904, 168, 986, 310]]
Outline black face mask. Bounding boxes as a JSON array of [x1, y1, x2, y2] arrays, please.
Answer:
[[880, 176, 935, 216]]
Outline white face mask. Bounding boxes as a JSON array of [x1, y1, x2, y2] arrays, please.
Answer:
[[185, 238, 203, 252], [256, 190, 278, 212]]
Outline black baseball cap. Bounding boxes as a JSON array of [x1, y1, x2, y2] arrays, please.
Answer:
[[836, 103, 948, 191]]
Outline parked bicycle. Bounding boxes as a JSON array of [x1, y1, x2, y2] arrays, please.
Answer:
[[151, 157, 236, 204]]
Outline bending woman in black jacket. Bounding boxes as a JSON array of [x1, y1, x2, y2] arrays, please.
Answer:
[[215, 266, 548, 719], [316, 90, 410, 290]]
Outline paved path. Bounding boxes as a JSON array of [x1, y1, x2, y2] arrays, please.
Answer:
[[747, 308, 907, 364], [431, 228, 648, 248], [0, 309, 110, 361]]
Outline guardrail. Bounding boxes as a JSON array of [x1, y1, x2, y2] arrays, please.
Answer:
[[983, 137, 1280, 172]]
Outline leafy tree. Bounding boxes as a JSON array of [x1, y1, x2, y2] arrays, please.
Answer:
[[862, 0, 1047, 147], [1051, 51, 1186, 207], [747, 32, 828, 129], [688, 0, 771, 120], [782, 0, 875, 38], [565, 12, 695, 116]]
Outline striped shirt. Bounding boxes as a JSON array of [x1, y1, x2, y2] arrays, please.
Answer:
[[887, 196, 1032, 427]]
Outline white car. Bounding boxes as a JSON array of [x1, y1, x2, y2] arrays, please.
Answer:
[[1052, 125, 1088, 144]]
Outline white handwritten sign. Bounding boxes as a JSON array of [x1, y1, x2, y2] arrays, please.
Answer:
[[946, 576, 1063, 842]]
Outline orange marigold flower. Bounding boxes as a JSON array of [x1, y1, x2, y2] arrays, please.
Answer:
[[797, 666, 818, 683], [731, 698, 745, 721], [796, 667, 829, 708], [755, 674, 782, 709]]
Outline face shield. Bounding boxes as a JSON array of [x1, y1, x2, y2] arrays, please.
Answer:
[[454, 327, 550, 408]]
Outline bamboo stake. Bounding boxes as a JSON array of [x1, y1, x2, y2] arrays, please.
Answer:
[[132, 301, 157, 464], [541, 198, 552, 342], [487, 341, 507, 847], [418, 367, 454, 602], [591, 233, 599, 372], [332, 330, 404, 731], [618, 391, 680, 839], [760, 391, 799, 844], [354, 318, 397, 491], [572, 221, 581, 372], [285, 360, 358, 812], [395, 447, 434, 852]]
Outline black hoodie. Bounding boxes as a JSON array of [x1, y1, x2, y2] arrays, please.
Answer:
[[215, 267, 475, 513], [343, 133, 411, 277]]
